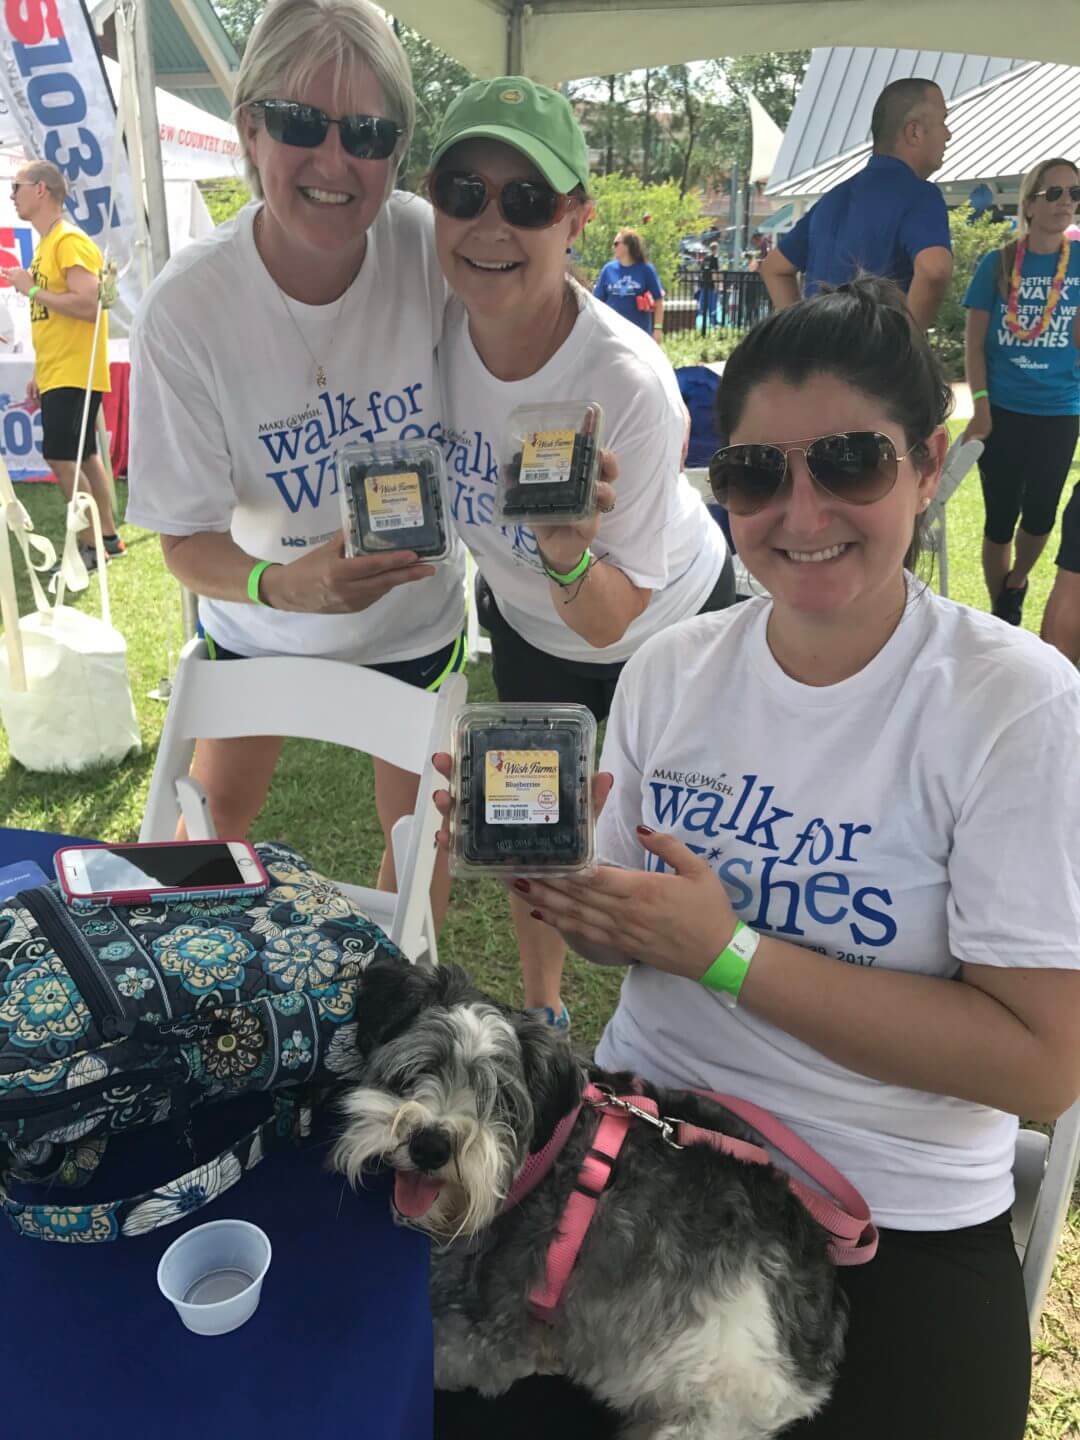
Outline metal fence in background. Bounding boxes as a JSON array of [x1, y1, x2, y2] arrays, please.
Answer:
[[664, 268, 771, 337]]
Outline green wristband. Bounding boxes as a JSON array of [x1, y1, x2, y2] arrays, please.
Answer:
[[699, 921, 760, 1007], [971, 389, 989, 401], [247, 559, 276, 606], [27, 284, 40, 299], [542, 548, 592, 586]]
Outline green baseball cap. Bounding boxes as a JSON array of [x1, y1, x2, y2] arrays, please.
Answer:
[[431, 76, 589, 194]]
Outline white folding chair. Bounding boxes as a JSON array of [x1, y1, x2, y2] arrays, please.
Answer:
[[140, 637, 466, 964], [925, 436, 983, 599], [1011, 1098, 1080, 1332]]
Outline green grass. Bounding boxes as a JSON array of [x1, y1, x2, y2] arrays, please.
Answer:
[[1, 461, 1077, 1434]]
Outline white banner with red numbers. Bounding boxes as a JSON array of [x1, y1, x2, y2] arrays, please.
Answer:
[[0, 0, 138, 297]]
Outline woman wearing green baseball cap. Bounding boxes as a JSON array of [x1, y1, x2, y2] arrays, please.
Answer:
[[427, 81, 735, 1033]]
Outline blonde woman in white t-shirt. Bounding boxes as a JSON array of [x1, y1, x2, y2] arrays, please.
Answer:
[[434, 279, 1080, 1437], [427, 78, 734, 1032], [129, 0, 465, 916]]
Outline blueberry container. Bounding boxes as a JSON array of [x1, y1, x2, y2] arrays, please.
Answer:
[[449, 703, 596, 878], [496, 402, 603, 527], [338, 438, 451, 560]]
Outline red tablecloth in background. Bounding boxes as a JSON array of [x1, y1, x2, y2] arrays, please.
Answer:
[[101, 359, 130, 477]]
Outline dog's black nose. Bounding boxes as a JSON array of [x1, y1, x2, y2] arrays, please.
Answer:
[[409, 1128, 452, 1173]]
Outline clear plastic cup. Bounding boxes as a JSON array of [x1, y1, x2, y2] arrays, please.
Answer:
[[157, 1219, 272, 1336]]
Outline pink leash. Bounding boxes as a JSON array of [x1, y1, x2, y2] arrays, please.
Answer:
[[506, 1082, 879, 1324]]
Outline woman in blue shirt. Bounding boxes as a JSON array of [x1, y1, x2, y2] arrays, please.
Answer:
[[593, 228, 664, 339], [964, 157, 1080, 626]]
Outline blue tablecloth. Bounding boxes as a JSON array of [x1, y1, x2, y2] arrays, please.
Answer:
[[0, 824, 89, 873], [0, 829, 433, 1440]]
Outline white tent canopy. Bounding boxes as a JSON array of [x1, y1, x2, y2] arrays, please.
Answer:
[[101, 57, 242, 182], [389, 1, 1080, 84], [748, 93, 783, 184]]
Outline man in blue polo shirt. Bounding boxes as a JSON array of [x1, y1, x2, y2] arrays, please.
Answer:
[[761, 78, 953, 330]]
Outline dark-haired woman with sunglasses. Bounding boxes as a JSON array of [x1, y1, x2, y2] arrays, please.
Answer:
[[128, 0, 465, 910], [427, 77, 733, 1035], [964, 156, 1080, 627], [457, 279, 1080, 1438]]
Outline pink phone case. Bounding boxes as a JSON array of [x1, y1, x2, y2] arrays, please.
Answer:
[[53, 841, 271, 910]]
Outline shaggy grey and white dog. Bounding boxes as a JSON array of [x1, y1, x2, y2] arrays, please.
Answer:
[[334, 957, 847, 1440]]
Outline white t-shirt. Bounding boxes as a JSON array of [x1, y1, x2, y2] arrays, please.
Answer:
[[440, 289, 727, 664], [594, 586, 1080, 1230], [127, 195, 466, 664]]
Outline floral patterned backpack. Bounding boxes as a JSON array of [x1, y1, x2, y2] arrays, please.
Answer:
[[0, 842, 394, 1241]]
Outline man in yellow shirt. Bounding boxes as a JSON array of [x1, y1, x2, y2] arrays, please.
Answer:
[[2, 160, 123, 569]]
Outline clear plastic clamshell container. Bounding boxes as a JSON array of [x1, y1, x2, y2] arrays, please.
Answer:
[[449, 703, 596, 878], [337, 438, 451, 560], [496, 402, 604, 527]]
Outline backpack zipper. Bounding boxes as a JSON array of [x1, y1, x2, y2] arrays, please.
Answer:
[[17, 886, 129, 1038], [0, 1066, 173, 1123]]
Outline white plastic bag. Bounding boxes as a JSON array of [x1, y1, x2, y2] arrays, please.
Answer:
[[0, 456, 140, 772]]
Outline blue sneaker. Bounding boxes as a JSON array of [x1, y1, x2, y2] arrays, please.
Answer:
[[526, 1003, 570, 1032]]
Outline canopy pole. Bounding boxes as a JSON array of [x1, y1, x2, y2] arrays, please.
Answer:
[[507, 1, 530, 75], [129, 0, 171, 279], [122, 0, 199, 644]]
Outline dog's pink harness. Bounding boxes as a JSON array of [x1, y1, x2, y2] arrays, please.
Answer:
[[504, 1082, 879, 1324]]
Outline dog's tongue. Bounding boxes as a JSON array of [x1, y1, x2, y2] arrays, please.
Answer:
[[394, 1171, 442, 1219]]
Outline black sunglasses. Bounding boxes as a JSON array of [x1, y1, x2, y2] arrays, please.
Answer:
[[1033, 185, 1080, 203], [252, 100, 401, 160], [428, 170, 573, 230], [709, 432, 925, 517]]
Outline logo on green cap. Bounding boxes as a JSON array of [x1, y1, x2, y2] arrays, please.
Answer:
[[499, 88, 525, 104]]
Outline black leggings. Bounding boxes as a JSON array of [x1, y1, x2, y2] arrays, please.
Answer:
[[480, 550, 738, 725], [979, 405, 1079, 543], [434, 1209, 1031, 1440]]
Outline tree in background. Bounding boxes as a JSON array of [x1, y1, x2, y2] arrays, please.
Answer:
[[199, 177, 251, 225], [576, 174, 704, 290], [932, 205, 1014, 378], [392, 23, 476, 189], [569, 54, 807, 194], [720, 52, 807, 133], [213, 0, 264, 53]]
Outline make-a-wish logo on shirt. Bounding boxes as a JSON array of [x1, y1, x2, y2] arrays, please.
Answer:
[[646, 767, 896, 950], [441, 424, 544, 571], [256, 382, 432, 513]]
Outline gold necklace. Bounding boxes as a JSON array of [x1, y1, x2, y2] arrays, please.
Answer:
[[255, 208, 348, 390], [273, 286, 337, 389]]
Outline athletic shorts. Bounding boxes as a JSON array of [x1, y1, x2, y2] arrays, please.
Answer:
[[979, 406, 1079, 544], [434, 1209, 1030, 1440], [1056, 482, 1080, 572], [203, 628, 467, 693], [40, 387, 102, 462], [478, 549, 737, 725]]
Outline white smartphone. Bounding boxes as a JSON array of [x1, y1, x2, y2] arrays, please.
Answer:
[[54, 840, 270, 909]]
